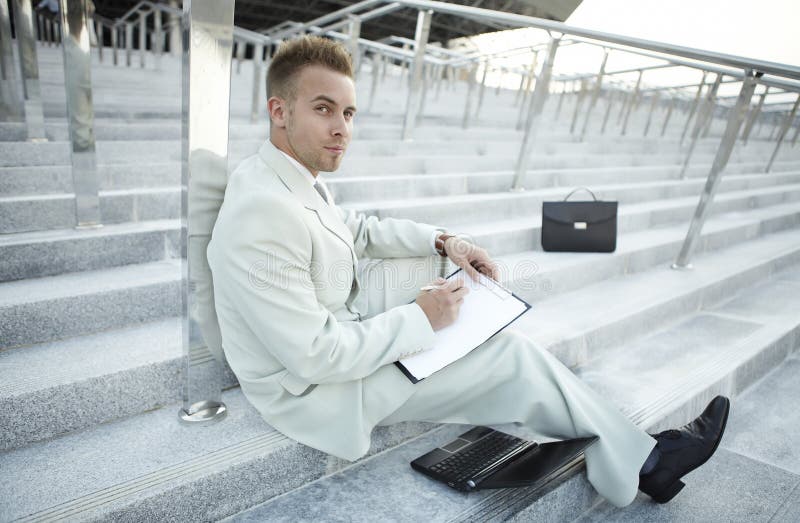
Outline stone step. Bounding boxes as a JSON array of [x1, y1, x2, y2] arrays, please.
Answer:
[[351, 180, 800, 228], [0, 199, 796, 451], [2, 229, 793, 521], [225, 262, 800, 522], [0, 219, 180, 282], [0, 259, 180, 350], [0, 186, 179, 233]]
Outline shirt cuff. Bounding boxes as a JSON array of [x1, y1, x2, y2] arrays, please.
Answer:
[[429, 228, 448, 256]]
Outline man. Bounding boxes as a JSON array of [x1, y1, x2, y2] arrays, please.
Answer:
[[207, 36, 729, 508]]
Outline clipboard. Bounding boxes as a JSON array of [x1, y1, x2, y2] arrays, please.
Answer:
[[394, 268, 532, 383]]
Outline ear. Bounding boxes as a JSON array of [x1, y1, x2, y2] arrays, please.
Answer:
[[267, 96, 288, 128]]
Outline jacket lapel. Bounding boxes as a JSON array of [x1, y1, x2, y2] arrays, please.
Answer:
[[257, 141, 358, 265]]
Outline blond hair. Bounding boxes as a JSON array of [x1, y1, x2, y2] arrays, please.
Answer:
[[267, 35, 354, 101]]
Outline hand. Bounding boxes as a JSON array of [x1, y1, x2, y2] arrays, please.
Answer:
[[415, 277, 470, 331], [443, 236, 500, 282]]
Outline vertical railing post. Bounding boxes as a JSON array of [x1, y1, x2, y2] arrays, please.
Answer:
[[643, 90, 660, 136], [178, 0, 234, 424], [12, 0, 46, 139], [250, 42, 264, 123], [516, 50, 538, 129], [580, 49, 609, 140], [347, 14, 360, 78], [681, 72, 708, 145], [661, 94, 676, 136], [742, 86, 768, 145], [59, 0, 101, 228], [511, 37, 560, 191], [765, 94, 800, 173], [462, 64, 477, 129], [621, 69, 643, 135], [417, 62, 430, 118], [111, 23, 118, 65], [368, 53, 380, 112], [153, 6, 162, 69], [95, 20, 103, 62], [169, 0, 180, 55], [475, 59, 488, 118], [0, 0, 25, 121], [44, 17, 52, 46], [401, 9, 432, 141], [125, 22, 132, 66], [600, 88, 615, 134], [138, 10, 146, 68], [569, 77, 588, 134], [672, 70, 759, 270], [680, 73, 721, 178]]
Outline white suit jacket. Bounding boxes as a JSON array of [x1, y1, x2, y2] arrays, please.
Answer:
[[207, 140, 445, 461]]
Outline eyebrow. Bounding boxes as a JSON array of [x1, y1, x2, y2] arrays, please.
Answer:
[[310, 95, 357, 113]]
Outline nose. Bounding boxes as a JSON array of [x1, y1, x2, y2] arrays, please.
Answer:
[[330, 112, 351, 140]]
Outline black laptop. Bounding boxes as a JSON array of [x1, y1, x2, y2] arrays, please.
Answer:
[[411, 426, 598, 492]]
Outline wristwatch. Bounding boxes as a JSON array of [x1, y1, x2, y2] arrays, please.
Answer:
[[435, 233, 457, 257]]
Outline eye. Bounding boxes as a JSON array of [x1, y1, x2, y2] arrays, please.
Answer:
[[316, 105, 330, 114], [344, 110, 355, 119]]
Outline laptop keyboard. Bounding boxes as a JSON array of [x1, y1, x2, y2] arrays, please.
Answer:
[[430, 431, 528, 484]]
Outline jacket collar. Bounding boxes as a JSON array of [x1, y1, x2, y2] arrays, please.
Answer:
[[258, 140, 356, 260]]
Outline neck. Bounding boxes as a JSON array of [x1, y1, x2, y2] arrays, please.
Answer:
[[270, 135, 318, 178]]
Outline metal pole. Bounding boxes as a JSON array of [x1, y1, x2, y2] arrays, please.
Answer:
[[681, 72, 708, 145], [516, 50, 538, 128], [153, 6, 162, 69], [600, 88, 615, 134], [514, 72, 525, 105], [475, 59, 488, 118], [95, 20, 103, 62], [680, 73, 721, 178], [138, 10, 146, 68], [672, 70, 759, 269], [59, 0, 100, 228], [569, 77, 588, 135], [643, 91, 661, 136], [434, 63, 443, 100], [368, 53, 380, 112], [169, 0, 180, 55], [347, 14, 360, 78], [111, 24, 118, 65], [765, 94, 800, 172], [580, 49, 609, 140], [250, 43, 264, 123], [554, 81, 565, 119], [512, 37, 560, 190], [741, 86, 768, 145], [792, 119, 800, 147], [178, 0, 233, 424], [12, 0, 46, 140], [462, 64, 477, 129], [621, 69, 643, 136], [417, 62, 430, 118], [125, 22, 132, 66], [661, 95, 675, 136], [401, 9, 432, 141], [0, 0, 25, 121]]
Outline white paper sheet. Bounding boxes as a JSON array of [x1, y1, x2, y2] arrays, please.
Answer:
[[397, 269, 531, 382]]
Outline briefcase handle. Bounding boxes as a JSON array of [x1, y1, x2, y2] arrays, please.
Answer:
[[563, 187, 598, 202]]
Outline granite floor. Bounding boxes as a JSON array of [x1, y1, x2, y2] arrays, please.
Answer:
[[574, 354, 800, 522]]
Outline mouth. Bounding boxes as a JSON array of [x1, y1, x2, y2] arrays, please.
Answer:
[[324, 146, 345, 155]]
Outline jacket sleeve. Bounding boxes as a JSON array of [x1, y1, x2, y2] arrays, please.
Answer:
[[208, 192, 436, 384], [335, 205, 446, 259]]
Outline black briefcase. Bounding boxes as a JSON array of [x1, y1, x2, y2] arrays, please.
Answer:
[[541, 187, 618, 253]]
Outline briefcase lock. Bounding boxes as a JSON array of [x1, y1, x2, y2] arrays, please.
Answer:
[[573, 222, 588, 230]]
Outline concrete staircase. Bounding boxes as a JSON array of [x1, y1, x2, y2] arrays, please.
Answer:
[[1, 45, 799, 522]]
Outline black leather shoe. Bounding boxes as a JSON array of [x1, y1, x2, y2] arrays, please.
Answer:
[[639, 395, 731, 503]]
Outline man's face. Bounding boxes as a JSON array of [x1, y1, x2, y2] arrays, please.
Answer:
[[270, 65, 356, 175]]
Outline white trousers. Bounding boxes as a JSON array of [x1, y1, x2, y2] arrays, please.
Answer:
[[358, 257, 657, 508]]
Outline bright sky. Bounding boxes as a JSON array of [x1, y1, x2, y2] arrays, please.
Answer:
[[459, 0, 799, 106]]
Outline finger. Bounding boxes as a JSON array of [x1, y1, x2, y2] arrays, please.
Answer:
[[461, 261, 482, 282]]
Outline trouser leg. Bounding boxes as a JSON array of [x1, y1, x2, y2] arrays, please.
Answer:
[[380, 329, 655, 507], [358, 257, 655, 507]]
